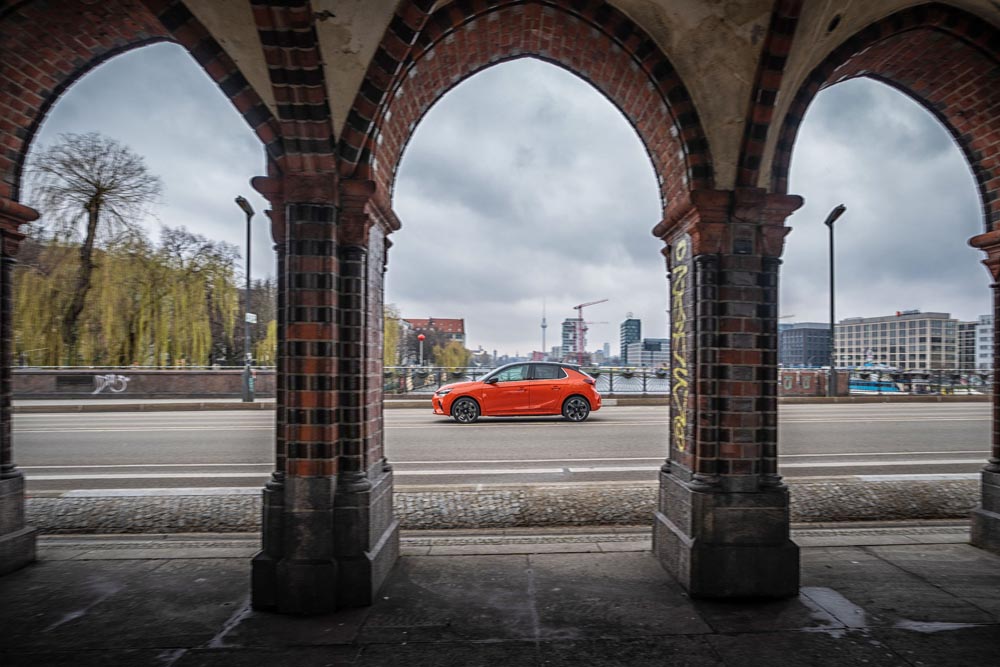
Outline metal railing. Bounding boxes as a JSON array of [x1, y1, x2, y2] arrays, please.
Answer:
[[844, 368, 993, 395], [383, 366, 670, 395]]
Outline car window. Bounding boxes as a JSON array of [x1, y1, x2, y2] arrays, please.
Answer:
[[532, 364, 566, 380], [494, 364, 528, 382]]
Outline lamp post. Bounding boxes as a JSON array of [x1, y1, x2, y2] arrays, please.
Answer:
[[418, 334, 426, 366], [825, 204, 846, 397], [235, 196, 255, 402]]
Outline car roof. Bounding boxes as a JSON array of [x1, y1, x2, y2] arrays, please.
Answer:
[[494, 361, 581, 369]]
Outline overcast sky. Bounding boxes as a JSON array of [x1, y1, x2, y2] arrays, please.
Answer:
[[28, 42, 991, 357]]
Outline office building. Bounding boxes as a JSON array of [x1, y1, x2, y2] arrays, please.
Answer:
[[958, 320, 978, 369], [778, 322, 831, 367], [977, 314, 994, 370], [620, 316, 641, 364], [834, 311, 956, 370], [562, 318, 581, 361], [626, 338, 670, 368]]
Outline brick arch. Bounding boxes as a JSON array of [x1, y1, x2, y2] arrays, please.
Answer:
[[0, 0, 280, 202], [338, 0, 713, 221], [771, 3, 1000, 230]]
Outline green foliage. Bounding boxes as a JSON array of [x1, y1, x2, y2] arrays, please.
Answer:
[[255, 319, 278, 366], [384, 303, 401, 367], [26, 132, 163, 363], [15, 227, 243, 367], [432, 340, 472, 371]]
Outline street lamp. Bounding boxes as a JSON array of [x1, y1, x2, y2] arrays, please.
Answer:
[[825, 204, 846, 397], [418, 334, 426, 366], [235, 196, 255, 402]]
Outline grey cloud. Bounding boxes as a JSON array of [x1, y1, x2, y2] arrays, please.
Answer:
[[27, 43, 987, 356], [783, 77, 989, 325]]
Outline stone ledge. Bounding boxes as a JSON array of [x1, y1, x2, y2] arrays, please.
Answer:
[[23, 477, 979, 534]]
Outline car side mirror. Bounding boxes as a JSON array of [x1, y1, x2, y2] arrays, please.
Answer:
[[484, 377, 498, 384]]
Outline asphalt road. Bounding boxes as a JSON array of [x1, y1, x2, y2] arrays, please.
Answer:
[[12, 403, 991, 492]]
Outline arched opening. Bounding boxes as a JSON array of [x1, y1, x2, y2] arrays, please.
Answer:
[[781, 76, 989, 490], [340, 0, 712, 217], [385, 56, 663, 478], [0, 3, 282, 568], [771, 5, 1000, 543]]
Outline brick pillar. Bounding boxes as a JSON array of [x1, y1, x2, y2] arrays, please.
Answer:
[[249, 174, 398, 613], [249, 171, 288, 609], [333, 179, 400, 607], [652, 188, 802, 598], [968, 230, 1000, 554], [0, 198, 38, 576]]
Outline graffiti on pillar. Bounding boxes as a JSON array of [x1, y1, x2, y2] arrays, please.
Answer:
[[92, 374, 130, 394], [669, 236, 693, 454]]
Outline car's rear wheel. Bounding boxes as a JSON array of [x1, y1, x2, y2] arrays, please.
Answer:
[[451, 397, 480, 424], [562, 396, 590, 422]]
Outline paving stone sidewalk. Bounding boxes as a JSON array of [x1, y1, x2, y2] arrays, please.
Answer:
[[2, 523, 999, 666]]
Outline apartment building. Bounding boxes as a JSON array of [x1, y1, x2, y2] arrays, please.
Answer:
[[834, 311, 956, 370]]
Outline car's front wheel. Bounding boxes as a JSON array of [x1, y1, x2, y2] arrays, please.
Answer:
[[562, 396, 590, 422], [451, 397, 480, 424]]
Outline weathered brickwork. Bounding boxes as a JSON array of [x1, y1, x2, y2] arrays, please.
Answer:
[[772, 5, 1000, 228], [248, 0, 334, 172], [0, 0, 279, 200], [657, 189, 798, 489], [339, 0, 714, 219], [736, 0, 803, 187]]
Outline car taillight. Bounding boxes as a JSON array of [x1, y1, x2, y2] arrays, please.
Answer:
[[583, 377, 595, 385]]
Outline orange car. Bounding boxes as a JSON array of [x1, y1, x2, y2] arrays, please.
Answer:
[[432, 362, 602, 423]]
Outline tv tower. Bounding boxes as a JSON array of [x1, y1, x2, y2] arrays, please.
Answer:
[[541, 299, 548, 356]]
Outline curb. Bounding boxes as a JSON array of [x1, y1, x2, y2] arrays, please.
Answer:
[[25, 477, 979, 534]]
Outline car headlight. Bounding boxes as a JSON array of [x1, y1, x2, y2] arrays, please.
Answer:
[[436, 388, 452, 397]]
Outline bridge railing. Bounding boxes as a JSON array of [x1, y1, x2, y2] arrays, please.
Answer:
[[845, 368, 994, 395], [383, 366, 671, 395]]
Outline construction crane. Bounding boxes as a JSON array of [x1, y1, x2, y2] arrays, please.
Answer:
[[573, 299, 608, 365]]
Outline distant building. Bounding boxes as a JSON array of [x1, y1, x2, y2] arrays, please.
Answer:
[[561, 318, 582, 362], [779, 322, 831, 367], [626, 338, 670, 368], [403, 317, 466, 346], [958, 320, 978, 370], [834, 311, 956, 370], [620, 317, 641, 364], [977, 314, 994, 370]]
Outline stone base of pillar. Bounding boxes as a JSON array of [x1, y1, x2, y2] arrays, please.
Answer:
[[0, 475, 37, 576], [334, 467, 399, 608], [971, 469, 1000, 554], [652, 471, 799, 598], [251, 468, 398, 613]]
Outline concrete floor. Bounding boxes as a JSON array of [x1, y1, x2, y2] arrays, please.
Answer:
[[1, 524, 998, 666]]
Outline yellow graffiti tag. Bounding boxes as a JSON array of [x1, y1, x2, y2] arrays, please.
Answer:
[[670, 239, 690, 453]]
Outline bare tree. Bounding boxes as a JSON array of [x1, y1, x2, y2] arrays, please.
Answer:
[[27, 132, 161, 363]]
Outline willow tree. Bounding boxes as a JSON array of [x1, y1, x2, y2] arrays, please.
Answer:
[[384, 304, 401, 367], [27, 132, 161, 364], [433, 340, 471, 371]]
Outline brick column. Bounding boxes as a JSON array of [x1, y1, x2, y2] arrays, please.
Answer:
[[652, 188, 802, 598], [0, 198, 38, 576], [333, 179, 400, 607], [249, 174, 399, 613], [968, 230, 1000, 554]]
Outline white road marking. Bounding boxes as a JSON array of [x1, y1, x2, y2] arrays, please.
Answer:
[[781, 458, 983, 468], [16, 427, 272, 433], [25, 458, 986, 481]]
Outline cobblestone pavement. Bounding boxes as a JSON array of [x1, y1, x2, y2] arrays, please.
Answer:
[[26, 478, 979, 534]]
